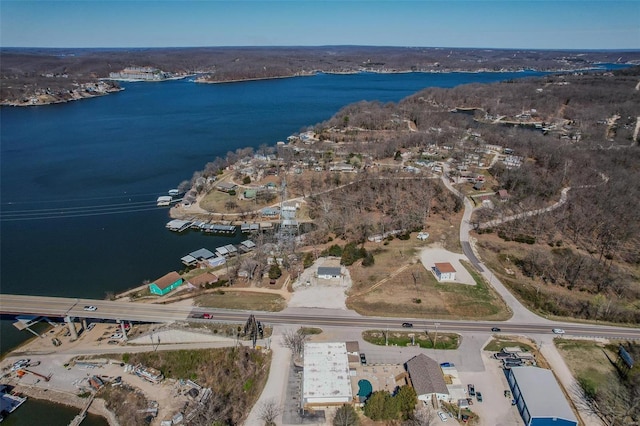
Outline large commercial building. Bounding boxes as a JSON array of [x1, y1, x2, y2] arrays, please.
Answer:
[[302, 342, 353, 407], [507, 367, 578, 426]]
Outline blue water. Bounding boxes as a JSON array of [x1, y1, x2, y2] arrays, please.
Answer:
[[3, 64, 630, 421]]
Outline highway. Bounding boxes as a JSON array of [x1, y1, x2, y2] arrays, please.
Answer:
[[1, 294, 639, 340]]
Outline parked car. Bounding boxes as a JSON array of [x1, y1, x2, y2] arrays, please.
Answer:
[[552, 328, 565, 334], [437, 411, 448, 422], [491, 327, 501, 332], [402, 322, 413, 328], [360, 353, 367, 365], [86, 323, 96, 331], [440, 362, 454, 368], [467, 384, 475, 396], [107, 340, 119, 345], [476, 391, 483, 402], [83, 305, 97, 311], [110, 333, 123, 339]]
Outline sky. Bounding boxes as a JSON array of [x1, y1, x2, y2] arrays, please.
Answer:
[[1, 1, 639, 50]]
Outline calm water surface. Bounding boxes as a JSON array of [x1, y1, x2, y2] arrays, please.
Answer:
[[2, 70, 550, 421]]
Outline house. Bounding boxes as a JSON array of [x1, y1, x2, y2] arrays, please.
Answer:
[[317, 267, 341, 279], [405, 354, 450, 403], [243, 189, 257, 199], [149, 271, 183, 296], [188, 272, 219, 288], [473, 181, 484, 190], [216, 182, 237, 193], [498, 189, 510, 201], [434, 263, 456, 282]]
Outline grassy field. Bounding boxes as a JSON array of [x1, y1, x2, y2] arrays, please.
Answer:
[[347, 250, 510, 320], [362, 330, 460, 350], [195, 291, 286, 312], [555, 339, 618, 391]]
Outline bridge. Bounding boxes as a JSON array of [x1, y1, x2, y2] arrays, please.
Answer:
[[1, 294, 640, 340]]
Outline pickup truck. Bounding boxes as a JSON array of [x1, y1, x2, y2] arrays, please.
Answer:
[[467, 384, 475, 396]]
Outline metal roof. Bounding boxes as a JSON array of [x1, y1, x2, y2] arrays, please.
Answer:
[[189, 248, 215, 260], [510, 367, 577, 423], [317, 267, 341, 276]]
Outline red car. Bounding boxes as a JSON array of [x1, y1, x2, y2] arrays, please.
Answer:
[[203, 313, 213, 319]]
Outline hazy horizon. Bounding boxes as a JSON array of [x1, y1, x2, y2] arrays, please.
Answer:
[[2, 1, 638, 50]]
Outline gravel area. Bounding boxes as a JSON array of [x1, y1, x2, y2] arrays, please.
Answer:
[[419, 246, 476, 285]]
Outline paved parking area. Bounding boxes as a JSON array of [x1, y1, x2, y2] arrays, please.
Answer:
[[457, 352, 523, 426]]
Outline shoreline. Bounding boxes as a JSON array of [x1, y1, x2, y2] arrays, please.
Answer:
[[4, 64, 630, 107], [9, 384, 118, 425]]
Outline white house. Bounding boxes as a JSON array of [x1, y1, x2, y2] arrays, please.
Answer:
[[317, 266, 341, 280], [434, 262, 456, 282]]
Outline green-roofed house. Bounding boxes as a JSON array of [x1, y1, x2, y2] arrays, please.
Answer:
[[243, 189, 257, 199], [149, 271, 184, 296]]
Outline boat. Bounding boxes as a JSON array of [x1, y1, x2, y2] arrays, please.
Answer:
[[168, 189, 180, 196], [157, 196, 172, 206], [0, 384, 27, 421]]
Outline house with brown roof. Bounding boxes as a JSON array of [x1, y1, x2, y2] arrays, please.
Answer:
[[405, 354, 450, 403], [187, 272, 219, 288], [149, 271, 183, 296], [434, 262, 456, 282]]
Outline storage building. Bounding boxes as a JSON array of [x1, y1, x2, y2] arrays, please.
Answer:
[[302, 342, 353, 407], [507, 367, 577, 426]]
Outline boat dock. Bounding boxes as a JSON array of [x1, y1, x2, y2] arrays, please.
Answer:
[[0, 385, 27, 422], [166, 219, 192, 232]]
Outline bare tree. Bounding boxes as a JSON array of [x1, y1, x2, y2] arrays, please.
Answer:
[[282, 327, 309, 357], [403, 404, 436, 426], [258, 398, 282, 426]]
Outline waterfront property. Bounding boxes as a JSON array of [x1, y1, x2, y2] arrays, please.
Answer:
[[149, 271, 184, 296]]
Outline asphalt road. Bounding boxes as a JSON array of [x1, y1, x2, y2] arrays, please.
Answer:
[[2, 294, 639, 340]]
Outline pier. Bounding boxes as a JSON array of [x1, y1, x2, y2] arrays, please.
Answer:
[[68, 393, 95, 426]]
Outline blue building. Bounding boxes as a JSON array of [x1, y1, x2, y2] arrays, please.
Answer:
[[507, 367, 578, 426]]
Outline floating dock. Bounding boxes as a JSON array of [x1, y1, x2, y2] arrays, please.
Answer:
[[0, 385, 27, 421], [166, 219, 192, 232]]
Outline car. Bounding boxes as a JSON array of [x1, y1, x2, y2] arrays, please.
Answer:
[[437, 411, 448, 422], [440, 362, 454, 368], [491, 327, 501, 332], [83, 305, 97, 311], [360, 353, 367, 365], [552, 328, 565, 334], [86, 323, 96, 331], [476, 391, 483, 402], [402, 322, 413, 328], [107, 340, 119, 345], [467, 384, 475, 396], [110, 333, 123, 339], [203, 313, 213, 319]]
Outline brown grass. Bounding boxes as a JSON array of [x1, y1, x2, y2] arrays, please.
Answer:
[[194, 291, 286, 312], [347, 248, 510, 320]]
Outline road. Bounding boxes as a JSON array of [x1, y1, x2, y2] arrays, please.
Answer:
[[1, 294, 639, 340]]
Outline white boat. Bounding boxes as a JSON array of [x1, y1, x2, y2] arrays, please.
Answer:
[[168, 189, 180, 196]]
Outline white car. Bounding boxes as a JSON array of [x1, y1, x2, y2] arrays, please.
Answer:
[[552, 328, 565, 334], [438, 411, 448, 422], [110, 333, 123, 339], [83, 305, 97, 311]]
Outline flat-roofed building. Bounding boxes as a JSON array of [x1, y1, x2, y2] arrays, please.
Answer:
[[507, 367, 577, 426], [302, 342, 353, 407]]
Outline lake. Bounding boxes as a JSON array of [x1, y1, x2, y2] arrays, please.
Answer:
[[1, 68, 551, 421]]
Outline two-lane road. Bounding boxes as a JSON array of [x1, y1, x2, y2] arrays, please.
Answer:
[[1, 294, 638, 340]]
